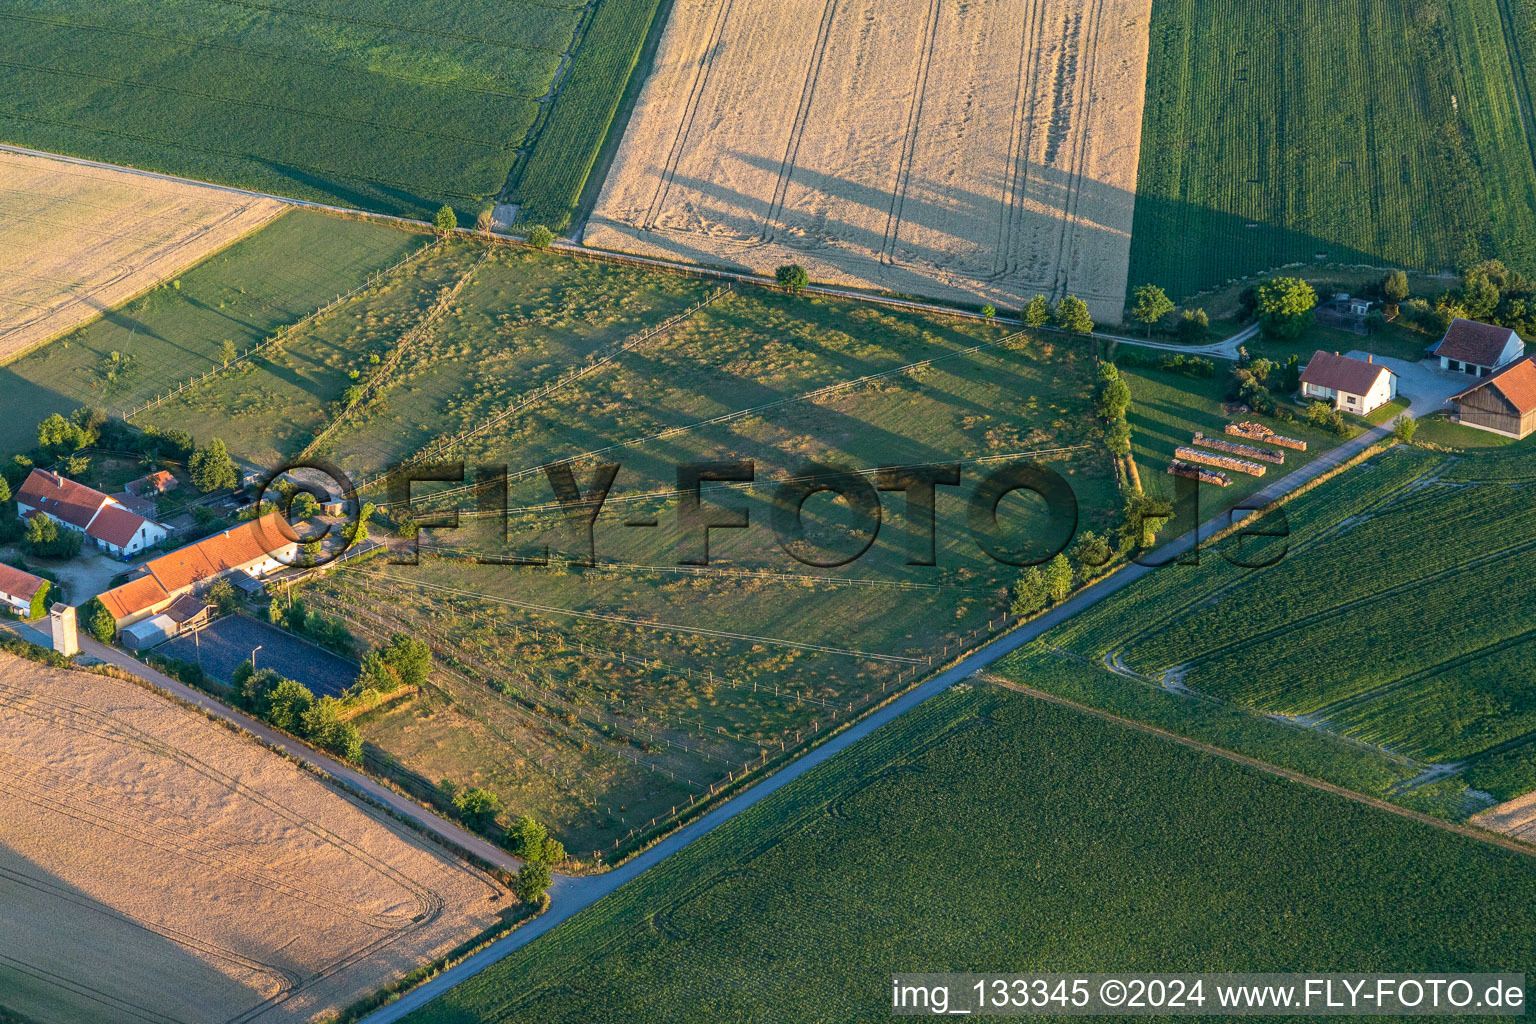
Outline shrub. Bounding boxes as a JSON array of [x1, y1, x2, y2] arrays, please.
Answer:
[[455, 787, 503, 833], [526, 224, 555, 249], [775, 264, 810, 294]]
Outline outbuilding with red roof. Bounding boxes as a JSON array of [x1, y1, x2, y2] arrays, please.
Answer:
[[1450, 356, 1536, 439]]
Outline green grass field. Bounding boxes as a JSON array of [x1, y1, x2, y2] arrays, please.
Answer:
[[1132, 0, 1536, 301], [405, 684, 1536, 1023], [1111, 357, 1355, 513], [146, 242, 1122, 855], [1020, 443, 1536, 812], [0, 0, 659, 221], [0, 209, 425, 455]]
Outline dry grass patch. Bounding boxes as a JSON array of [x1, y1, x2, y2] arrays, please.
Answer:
[[585, 0, 1152, 320], [0, 149, 284, 362], [0, 653, 510, 1024]]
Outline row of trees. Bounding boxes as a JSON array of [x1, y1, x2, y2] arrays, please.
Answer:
[[233, 661, 363, 762], [439, 781, 562, 905]]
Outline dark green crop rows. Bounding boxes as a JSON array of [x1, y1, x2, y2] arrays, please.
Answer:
[[1131, 0, 1536, 300], [0, 0, 656, 221], [405, 686, 1536, 1023]]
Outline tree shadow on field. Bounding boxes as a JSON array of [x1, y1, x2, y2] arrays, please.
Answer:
[[597, 142, 1392, 311], [247, 157, 438, 221], [0, 835, 282, 1021]]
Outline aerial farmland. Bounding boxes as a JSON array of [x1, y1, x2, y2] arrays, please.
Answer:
[[2, 0, 1536, 1021], [586, 0, 1153, 321]]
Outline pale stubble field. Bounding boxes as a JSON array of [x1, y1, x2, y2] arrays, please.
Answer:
[[585, 0, 1152, 321], [0, 149, 284, 363], [0, 654, 509, 1024]]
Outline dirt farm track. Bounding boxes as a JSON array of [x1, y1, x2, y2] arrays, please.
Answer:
[[585, 0, 1153, 321], [0, 653, 508, 1024]]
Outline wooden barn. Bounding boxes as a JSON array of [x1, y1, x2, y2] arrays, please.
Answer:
[[1450, 356, 1536, 439]]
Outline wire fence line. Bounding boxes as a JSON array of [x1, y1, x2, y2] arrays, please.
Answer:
[[298, 246, 495, 464], [339, 565, 926, 664], [350, 282, 735, 493], [383, 444, 1094, 523], [120, 237, 445, 421]]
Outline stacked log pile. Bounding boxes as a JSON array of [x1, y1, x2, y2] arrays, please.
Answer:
[[1228, 421, 1307, 451], [1168, 459, 1230, 486], [1175, 446, 1267, 477], [1193, 431, 1285, 464]]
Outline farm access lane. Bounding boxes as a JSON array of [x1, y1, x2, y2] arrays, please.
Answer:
[[352, 419, 1410, 1024], [0, 623, 523, 876]]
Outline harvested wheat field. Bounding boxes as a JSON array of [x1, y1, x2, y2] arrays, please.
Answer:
[[0, 653, 510, 1024], [0, 149, 285, 362], [585, 0, 1152, 321], [1473, 792, 1536, 843]]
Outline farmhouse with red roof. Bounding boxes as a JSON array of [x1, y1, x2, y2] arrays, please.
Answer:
[[1298, 351, 1399, 416], [93, 512, 300, 631], [15, 469, 168, 558], [0, 563, 49, 619]]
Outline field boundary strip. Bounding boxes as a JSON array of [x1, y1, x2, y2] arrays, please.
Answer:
[[122, 236, 443, 421]]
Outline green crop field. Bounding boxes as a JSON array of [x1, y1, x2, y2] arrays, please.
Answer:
[[507, 0, 667, 230], [0, 0, 662, 222], [1015, 443, 1536, 813], [1131, 0, 1536, 302], [145, 241, 1124, 856], [0, 209, 425, 456], [405, 685, 1536, 1024]]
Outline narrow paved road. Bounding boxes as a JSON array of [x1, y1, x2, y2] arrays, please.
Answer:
[[352, 419, 1403, 1023]]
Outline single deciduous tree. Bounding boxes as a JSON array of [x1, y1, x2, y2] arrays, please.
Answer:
[[1044, 552, 1074, 602], [434, 204, 458, 235], [775, 264, 810, 294], [218, 339, 237, 367], [1254, 277, 1317, 338], [516, 860, 552, 905], [1382, 270, 1410, 304], [1055, 295, 1094, 335], [1393, 414, 1418, 444], [1022, 295, 1053, 328], [526, 224, 554, 249], [1130, 283, 1174, 336], [189, 438, 237, 492]]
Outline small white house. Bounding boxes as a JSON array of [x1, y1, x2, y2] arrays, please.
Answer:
[[1432, 318, 1525, 378], [86, 504, 169, 559], [1299, 350, 1399, 415], [0, 563, 47, 618]]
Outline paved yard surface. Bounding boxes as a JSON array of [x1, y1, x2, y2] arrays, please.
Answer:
[[160, 614, 357, 696], [1346, 351, 1468, 417]]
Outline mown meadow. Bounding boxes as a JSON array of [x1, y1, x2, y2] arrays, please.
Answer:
[[0, 0, 662, 221], [0, 209, 425, 454], [405, 685, 1536, 1023], [144, 238, 1123, 855], [1132, 0, 1536, 301]]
